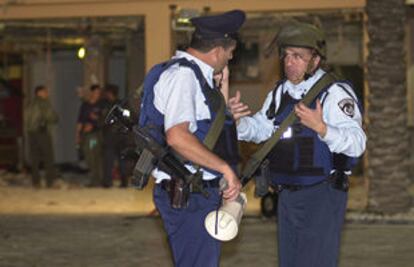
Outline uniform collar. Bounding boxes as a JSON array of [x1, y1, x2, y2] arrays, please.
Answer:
[[173, 50, 215, 88], [283, 68, 326, 99]]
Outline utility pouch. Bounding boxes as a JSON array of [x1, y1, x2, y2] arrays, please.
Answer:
[[169, 178, 190, 209], [266, 139, 294, 173], [328, 170, 349, 192], [189, 170, 204, 194], [254, 159, 270, 197], [131, 148, 156, 189]]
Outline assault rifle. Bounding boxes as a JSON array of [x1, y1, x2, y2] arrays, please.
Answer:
[[105, 104, 206, 207]]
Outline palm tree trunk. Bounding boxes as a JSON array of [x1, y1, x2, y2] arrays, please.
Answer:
[[366, 0, 412, 213]]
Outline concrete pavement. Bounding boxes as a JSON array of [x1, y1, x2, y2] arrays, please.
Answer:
[[0, 215, 413, 267]]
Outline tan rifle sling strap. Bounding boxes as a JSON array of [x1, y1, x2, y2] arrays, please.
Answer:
[[241, 72, 337, 185]]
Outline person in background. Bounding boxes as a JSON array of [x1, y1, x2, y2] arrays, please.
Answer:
[[25, 85, 59, 188], [76, 84, 103, 187], [100, 84, 129, 188]]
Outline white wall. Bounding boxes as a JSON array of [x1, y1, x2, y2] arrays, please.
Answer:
[[29, 50, 83, 163], [108, 51, 126, 98]]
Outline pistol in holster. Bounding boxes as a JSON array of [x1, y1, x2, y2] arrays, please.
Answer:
[[328, 170, 349, 192], [168, 178, 191, 209], [168, 170, 207, 209], [254, 159, 271, 197]]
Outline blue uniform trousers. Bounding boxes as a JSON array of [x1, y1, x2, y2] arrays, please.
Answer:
[[277, 181, 347, 267], [154, 184, 222, 267]]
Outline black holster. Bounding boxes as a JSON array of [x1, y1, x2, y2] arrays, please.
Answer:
[[169, 178, 190, 209], [255, 160, 270, 197], [328, 170, 349, 192]]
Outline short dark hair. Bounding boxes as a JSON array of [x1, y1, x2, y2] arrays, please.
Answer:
[[34, 85, 46, 96], [90, 84, 101, 92], [104, 84, 119, 97], [189, 35, 237, 53]]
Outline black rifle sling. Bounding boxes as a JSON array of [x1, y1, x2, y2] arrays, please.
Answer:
[[240, 73, 337, 186]]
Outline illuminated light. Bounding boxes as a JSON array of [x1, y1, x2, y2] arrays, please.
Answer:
[[122, 109, 131, 118], [77, 47, 86, 59], [282, 127, 293, 139], [176, 17, 191, 24]]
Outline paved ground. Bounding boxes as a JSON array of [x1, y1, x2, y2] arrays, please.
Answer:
[[0, 172, 413, 267], [0, 174, 369, 215], [0, 215, 413, 267]]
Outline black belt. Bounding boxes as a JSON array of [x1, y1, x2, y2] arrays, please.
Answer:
[[277, 179, 327, 192], [158, 178, 220, 191]]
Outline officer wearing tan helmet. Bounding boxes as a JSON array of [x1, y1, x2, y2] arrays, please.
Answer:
[[229, 22, 366, 267], [277, 22, 327, 81]]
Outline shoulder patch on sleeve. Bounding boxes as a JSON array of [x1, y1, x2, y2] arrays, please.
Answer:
[[338, 98, 355, 117]]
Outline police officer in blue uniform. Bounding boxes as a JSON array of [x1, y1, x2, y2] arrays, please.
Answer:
[[139, 10, 245, 267], [229, 22, 366, 267]]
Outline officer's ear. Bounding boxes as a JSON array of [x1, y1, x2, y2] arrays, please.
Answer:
[[309, 53, 321, 72], [208, 46, 222, 63], [313, 54, 321, 66], [210, 46, 221, 56]]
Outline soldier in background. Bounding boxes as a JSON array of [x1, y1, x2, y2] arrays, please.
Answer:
[[25, 85, 59, 188], [100, 84, 129, 188], [76, 84, 103, 187]]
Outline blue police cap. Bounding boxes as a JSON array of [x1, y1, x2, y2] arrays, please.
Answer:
[[190, 10, 246, 40]]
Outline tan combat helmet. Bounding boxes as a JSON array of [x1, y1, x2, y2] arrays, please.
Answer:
[[276, 22, 327, 59]]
